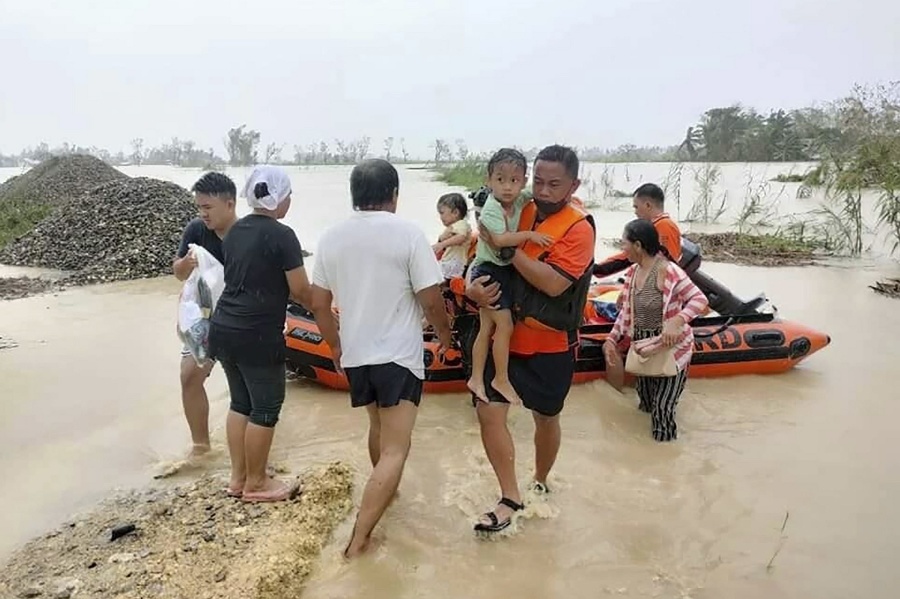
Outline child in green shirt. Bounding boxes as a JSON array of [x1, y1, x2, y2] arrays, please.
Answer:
[[467, 148, 551, 405]]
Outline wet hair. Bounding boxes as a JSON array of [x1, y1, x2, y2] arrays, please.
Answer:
[[437, 192, 467, 218], [633, 183, 665, 207], [487, 148, 528, 177], [191, 171, 236, 199], [535, 144, 579, 180], [624, 218, 672, 260], [350, 159, 399, 210]]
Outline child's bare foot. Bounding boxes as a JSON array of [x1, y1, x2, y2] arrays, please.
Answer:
[[467, 377, 488, 402], [491, 378, 522, 406]]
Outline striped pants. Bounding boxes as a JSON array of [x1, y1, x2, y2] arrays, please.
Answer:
[[633, 328, 688, 442]]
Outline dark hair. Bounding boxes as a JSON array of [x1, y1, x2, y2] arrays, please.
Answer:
[[535, 144, 579, 179], [633, 183, 665, 207], [191, 171, 236, 199], [437, 192, 467, 218], [469, 185, 491, 209], [487, 148, 528, 177], [624, 218, 672, 260], [350, 159, 399, 210], [254, 182, 269, 199]]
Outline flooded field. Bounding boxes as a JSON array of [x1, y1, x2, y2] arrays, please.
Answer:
[[1, 163, 899, 598]]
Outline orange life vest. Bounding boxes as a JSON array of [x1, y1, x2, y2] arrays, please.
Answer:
[[513, 200, 596, 333]]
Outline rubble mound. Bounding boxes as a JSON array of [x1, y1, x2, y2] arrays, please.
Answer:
[[0, 176, 197, 284], [0, 462, 355, 599], [0, 155, 128, 248]]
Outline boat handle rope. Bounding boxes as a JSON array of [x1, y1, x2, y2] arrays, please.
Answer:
[[691, 317, 735, 339]]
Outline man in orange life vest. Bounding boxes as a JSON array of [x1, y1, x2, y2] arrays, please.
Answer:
[[465, 145, 596, 534], [593, 183, 681, 278]]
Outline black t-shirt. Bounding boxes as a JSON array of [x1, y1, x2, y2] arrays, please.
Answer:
[[176, 218, 225, 264], [209, 215, 304, 363]]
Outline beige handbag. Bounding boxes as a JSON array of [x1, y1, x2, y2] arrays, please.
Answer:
[[625, 338, 678, 377], [624, 271, 678, 377]]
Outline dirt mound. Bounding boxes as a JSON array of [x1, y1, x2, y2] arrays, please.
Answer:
[[0, 177, 196, 285], [686, 232, 818, 267], [0, 462, 354, 599], [0, 155, 128, 248]]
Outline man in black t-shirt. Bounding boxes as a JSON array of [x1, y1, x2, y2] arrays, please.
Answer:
[[172, 172, 238, 460]]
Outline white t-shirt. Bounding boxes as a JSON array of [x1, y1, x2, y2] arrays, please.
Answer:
[[311, 210, 444, 379]]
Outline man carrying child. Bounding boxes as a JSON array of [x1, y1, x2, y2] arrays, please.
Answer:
[[465, 145, 596, 534]]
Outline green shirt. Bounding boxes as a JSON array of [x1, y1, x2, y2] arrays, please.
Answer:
[[473, 188, 533, 266]]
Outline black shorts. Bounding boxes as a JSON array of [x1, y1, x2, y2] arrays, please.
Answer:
[[220, 359, 286, 428], [345, 362, 424, 409], [471, 348, 575, 417], [469, 261, 515, 311]]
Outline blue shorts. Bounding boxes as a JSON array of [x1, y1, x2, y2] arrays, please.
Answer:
[[469, 262, 514, 311]]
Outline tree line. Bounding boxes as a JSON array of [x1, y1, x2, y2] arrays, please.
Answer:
[[1, 82, 896, 169]]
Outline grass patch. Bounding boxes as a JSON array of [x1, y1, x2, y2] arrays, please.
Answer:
[[686, 231, 822, 266], [0, 201, 52, 248], [770, 173, 806, 183], [434, 160, 486, 192]]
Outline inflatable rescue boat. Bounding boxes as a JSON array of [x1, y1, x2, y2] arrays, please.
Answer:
[[284, 238, 831, 393]]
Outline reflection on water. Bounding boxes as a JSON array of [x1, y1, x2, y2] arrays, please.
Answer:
[[1, 165, 899, 598]]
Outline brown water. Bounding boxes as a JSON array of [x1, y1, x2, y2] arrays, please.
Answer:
[[1, 164, 899, 598]]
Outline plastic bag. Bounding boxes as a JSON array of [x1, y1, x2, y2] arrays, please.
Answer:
[[177, 244, 225, 366]]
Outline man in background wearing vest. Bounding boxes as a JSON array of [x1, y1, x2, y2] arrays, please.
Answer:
[[465, 145, 596, 535], [593, 182, 682, 278]]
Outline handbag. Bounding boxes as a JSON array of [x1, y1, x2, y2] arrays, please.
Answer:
[[625, 338, 678, 377], [623, 269, 678, 377]]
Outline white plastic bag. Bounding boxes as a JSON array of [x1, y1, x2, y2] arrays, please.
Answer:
[[177, 244, 225, 366]]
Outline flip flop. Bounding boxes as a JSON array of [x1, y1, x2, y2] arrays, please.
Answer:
[[474, 497, 524, 533], [241, 479, 302, 503]]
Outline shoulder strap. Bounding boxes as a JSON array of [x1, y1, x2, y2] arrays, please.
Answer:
[[628, 267, 636, 338]]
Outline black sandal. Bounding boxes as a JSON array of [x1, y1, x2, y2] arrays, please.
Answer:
[[474, 497, 525, 533]]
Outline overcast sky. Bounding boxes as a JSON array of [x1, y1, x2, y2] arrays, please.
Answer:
[[1, 0, 897, 157]]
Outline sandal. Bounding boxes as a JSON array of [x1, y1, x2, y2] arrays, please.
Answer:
[[474, 497, 524, 533]]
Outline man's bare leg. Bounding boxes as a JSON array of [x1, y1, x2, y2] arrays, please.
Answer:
[[344, 401, 417, 558], [180, 356, 213, 457], [475, 402, 522, 526], [367, 406, 381, 468], [226, 411, 249, 492], [532, 412, 561, 486]]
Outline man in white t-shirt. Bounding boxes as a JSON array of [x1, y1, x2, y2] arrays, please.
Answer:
[[309, 158, 453, 559]]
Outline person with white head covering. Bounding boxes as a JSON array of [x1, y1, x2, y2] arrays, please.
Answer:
[[208, 165, 312, 503]]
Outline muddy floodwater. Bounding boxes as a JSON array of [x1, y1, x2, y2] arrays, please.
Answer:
[[1, 163, 899, 598]]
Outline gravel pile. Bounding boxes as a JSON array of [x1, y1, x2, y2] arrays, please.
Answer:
[[0, 154, 129, 248], [0, 154, 127, 210], [0, 276, 59, 301], [0, 176, 197, 285]]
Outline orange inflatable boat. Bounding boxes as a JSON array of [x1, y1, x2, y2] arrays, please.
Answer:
[[284, 234, 831, 393], [284, 283, 830, 394]]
